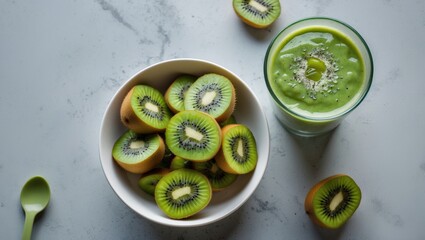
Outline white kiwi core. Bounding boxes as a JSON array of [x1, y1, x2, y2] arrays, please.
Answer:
[[145, 102, 159, 112], [329, 191, 344, 211], [185, 126, 204, 141], [201, 91, 217, 106], [249, 0, 268, 13], [129, 140, 145, 149], [172, 186, 191, 199], [236, 139, 244, 157]]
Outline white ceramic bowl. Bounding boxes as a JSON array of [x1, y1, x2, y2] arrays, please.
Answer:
[[99, 58, 270, 227]]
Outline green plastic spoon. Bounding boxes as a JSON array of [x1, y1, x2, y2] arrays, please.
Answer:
[[20, 176, 50, 240]]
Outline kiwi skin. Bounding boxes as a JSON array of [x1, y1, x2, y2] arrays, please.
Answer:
[[304, 174, 361, 229], [165, 110, 223, 162], [233, 0, 281, 29], [155, 168, 212, 219], [216, 124, 257, 174], [138, 168, 170, 196], [120, 86, 170, 134], [184, 73, 237, 123], [113, 133, 166, 174], [164, 75, 196, 113]]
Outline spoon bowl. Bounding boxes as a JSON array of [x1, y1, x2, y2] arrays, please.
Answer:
[[20, 176, 50, 240]]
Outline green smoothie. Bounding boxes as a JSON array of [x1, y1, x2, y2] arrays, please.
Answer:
[[269, 26, 365, 118]]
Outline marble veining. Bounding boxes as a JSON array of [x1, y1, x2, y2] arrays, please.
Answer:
[[251, 196, 288, 223], [304, 0, 334, 15], [96, 0, 139, 35], [1, 0, 425, 239], [371, 198, 404, 227]]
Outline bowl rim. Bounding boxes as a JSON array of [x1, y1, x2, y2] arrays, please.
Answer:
[[99, 58, 270, 227], [264, 17, 374, 121]]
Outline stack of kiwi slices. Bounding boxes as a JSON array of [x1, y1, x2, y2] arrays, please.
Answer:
[[112, 73, 258, 219], [305, 174, 362, 229]]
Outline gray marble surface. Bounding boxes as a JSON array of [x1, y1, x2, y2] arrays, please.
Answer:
[[1, 0, 424, 239]]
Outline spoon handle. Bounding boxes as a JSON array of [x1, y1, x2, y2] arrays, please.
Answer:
[[22, 211, 36, 240]]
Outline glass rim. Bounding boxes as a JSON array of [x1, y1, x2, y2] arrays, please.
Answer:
[[264, 17, 374, 121]]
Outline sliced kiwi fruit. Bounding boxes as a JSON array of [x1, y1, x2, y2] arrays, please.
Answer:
[[155, 168, 212, 219], [164, 75, 197, 113], [120, 85, 173, 134], [219, 115, 237, 128], [170, 156, 193, 170], [184, 73, 236, 122], [165, 110, 222, 162], [193, 159, 238, 191], [232, 0, 281, 29], [138, 168, 170, 196], [112, 130, 165, 174], [216, 124, 258, 174], [305, 174, 362, 229]]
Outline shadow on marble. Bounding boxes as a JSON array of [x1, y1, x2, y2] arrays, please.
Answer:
[[237, 21, 279, 43], [286, 125, 335, 179], [310, 221, 348, 240], [146, 205, 245, 239]]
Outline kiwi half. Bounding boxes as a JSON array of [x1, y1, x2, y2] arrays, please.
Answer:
[[305, 174, 362, 229], [233, 0, 281, 29], [155, 168, 212, 219], [112, 130, 165, 174], [193, 159, 238, 191], [184, 73, 236, 122], [120, 85, 173, 134], [216, 124, 258, 174], [164, 75, 197, 113], [138, 168, 170, 196], [170, 156, 193, 170], [165, 110, 222, 162]]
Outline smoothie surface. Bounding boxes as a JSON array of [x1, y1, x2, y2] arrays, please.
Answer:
[[269, 26, 365, 117]]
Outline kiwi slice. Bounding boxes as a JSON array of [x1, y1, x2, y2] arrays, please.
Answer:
[[219, 115, 237, 128], [184, 73, 236, 122], [138, 168, 170, 196], [165, 110, 222, 162], [112, 130, 165, 174], [305, 174, 362, 229], [170, 156, 193, 170], [120, 85, 173, 134], [155, 168, 212, 219], [216, 124, 258, 174], [232, 0, 281, 29], [164, 75, 197, 113], [193, 159, 238, 191]]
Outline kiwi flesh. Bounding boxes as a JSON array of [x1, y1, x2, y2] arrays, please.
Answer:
[[165, 110, 222, 162], [138, 168, 170, 196], [216, 124, 258, 174], [193, 159, 238, 191], [184, 73, 236, 122], [164, 75, 197, 113], [112, 130, 165, 174], [170, 156, 193, 170], [155, 168, 212, 219], [120, 85, 173, 134], [305, 174, 362, 229], [219, 115, 237, 128], [232, 0, 281, 29]]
